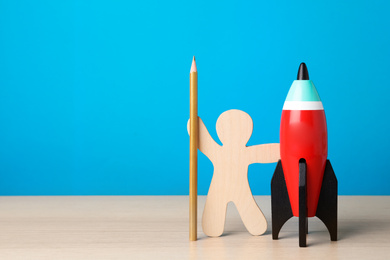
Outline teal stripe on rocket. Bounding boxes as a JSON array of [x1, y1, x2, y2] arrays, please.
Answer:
[[285, 80, 321, 102]]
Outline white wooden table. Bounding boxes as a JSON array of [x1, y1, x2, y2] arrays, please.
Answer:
[[0, 196, 389, 259]]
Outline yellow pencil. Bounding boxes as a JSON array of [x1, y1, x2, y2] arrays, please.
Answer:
[[189, 56, 198, 241]]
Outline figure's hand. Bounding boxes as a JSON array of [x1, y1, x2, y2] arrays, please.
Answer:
[[187, 117, 203, 135], [186, 117, 221, 160], [247, 143, 280, 164]]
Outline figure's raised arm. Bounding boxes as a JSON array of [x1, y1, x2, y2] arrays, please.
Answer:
[[187, 117, 221, 160], [246, 143, 280, 164]]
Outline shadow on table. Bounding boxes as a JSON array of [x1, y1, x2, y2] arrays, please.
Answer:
[[338, 219, 390, 240]]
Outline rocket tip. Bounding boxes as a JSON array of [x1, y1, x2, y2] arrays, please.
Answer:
[[190, 56, 197, 73], [297, 62, 309, 80]]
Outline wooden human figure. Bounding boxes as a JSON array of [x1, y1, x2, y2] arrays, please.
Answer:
[[187, 109, 280, 236]]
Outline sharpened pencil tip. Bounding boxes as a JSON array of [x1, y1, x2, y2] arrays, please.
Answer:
[[191, 56, 197, 73]]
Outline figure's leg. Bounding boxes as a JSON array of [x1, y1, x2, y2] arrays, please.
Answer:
[[234, 188, 267, 236], [299, 159, 308, 247], [271, 160, 293, 239], [202, 189, 228, 237], [316, 160, 337, 241]]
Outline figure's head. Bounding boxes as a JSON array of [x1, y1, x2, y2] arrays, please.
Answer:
[[216, 109, 253, 146]]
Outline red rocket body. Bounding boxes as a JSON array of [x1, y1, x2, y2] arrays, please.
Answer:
[[280, 67, 327, 217], [280, 110, 327, 217]]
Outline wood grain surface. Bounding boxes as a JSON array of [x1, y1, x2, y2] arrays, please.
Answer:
[[0, 196, 389, 260]]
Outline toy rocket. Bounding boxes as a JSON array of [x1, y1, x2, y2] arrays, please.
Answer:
[[271, 63, 338, 247]]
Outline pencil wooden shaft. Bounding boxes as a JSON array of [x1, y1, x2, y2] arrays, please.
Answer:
[[189, 71, 198, 241]]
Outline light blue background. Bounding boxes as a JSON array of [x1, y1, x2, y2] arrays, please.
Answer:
[[0, 0, 389, 195]]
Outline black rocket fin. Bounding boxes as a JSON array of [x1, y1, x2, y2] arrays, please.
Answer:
[[316, 160, 338, 241], [271, 160, 293, 239]]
